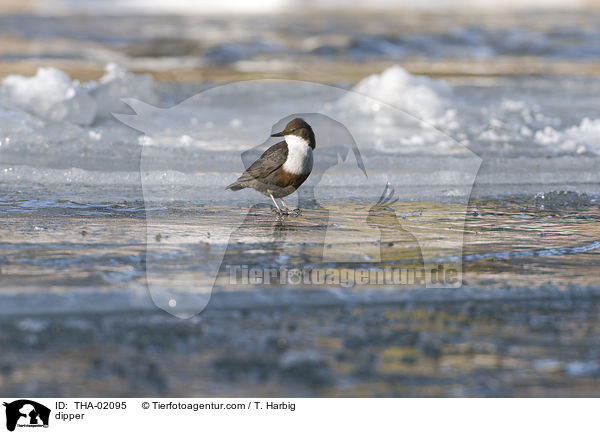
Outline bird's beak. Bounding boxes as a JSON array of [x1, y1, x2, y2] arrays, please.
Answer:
[[271, 131, 285, 137]]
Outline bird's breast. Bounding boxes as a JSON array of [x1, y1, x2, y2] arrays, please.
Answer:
[[282, 145, 313, 175]]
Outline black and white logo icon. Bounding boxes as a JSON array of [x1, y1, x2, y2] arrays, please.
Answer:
[[3, 400, 50, 432]]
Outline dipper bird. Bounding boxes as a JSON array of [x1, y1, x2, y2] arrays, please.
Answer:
[[226, 118, 315, 214]]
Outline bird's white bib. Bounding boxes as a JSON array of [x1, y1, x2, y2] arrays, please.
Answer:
[[283, 135, 313, 175]]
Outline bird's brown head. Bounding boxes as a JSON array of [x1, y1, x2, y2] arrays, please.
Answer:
[[271, 118, 316, 149]]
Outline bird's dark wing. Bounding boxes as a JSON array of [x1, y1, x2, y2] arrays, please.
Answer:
[[236, 141, 288, 183]]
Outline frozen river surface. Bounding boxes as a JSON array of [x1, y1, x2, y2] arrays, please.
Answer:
[[1, 9, 600, 396]]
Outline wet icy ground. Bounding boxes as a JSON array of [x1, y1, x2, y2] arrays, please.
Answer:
[[1, 64, 599, 395], [2, 5, 600, 395], [3, 293, 600, 397]]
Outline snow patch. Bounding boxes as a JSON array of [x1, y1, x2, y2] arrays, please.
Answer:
[[535, 117, 600, 155], [341, 65, 456, 127], [0, 63, 158, 126], [0, 68, 96, 125]]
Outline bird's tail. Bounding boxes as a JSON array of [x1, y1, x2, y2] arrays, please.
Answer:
[[226, 181, 245, 191]]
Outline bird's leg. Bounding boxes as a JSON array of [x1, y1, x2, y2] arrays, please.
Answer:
[[281, 198, 301, 216], [269, 193, 286, 214]]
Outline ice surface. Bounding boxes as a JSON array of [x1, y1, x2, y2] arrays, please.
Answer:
[[533, 190, 595, 210], [87, 63, 159, 120], [1, 61, 599, 320], [0, 64, 598, 202]]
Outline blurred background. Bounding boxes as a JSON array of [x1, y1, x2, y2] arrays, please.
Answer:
[[2, 0, 600, 83]]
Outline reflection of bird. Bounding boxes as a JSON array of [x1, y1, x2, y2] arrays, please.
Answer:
[[367, 183, 424, 267], [217, 203, 327, 286], [219, 204, 293, 272], [226, 118, 315, 214]]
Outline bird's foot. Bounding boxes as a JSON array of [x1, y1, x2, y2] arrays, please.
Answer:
[[284, 208, 301, 216], [271, 207, 289, 216], [271, 206, 300, 216]]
